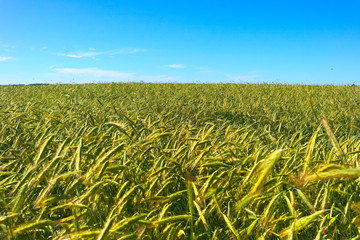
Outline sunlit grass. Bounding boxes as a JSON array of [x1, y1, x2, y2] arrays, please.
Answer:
[[0, 83, 359, 239]]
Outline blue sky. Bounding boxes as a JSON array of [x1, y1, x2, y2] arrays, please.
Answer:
[[0, 0, 359, 85]]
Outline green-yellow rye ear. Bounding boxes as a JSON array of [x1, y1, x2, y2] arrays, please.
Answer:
[[321, 117, 345, 156], [249, 149, 283, 195]]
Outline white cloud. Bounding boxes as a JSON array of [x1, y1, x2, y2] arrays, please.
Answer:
[[0, 56, 13, 62], [168, 64, 185, 68], [60, 53, 85, 58], [49, 67, 179, 83], [118, 48, 147, 54], [0, 42, 15, 52], [53, 67, 134, 78], [49, 64, 61, 69], [58, 48, 148, 58], [29, 46, 47, 51], [196, 68, 212, 73]]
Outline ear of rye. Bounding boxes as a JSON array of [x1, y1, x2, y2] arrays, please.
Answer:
[[280, 210, 325, 238], [249, 149, 282, 195], [321, 117, 344, 156]]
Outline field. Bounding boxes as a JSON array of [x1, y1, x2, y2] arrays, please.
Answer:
[[1, 83, 360, 239]]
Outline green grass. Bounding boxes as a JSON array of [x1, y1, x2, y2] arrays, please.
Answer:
[[0, 83, 360, 239]]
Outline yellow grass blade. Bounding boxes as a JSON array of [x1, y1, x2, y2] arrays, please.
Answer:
[[304, 165, 360, 183], [280, 210, 325, 238], [249, 149, 282, 195], [221, 213, 240, 240], [321, 117, 345, 156]]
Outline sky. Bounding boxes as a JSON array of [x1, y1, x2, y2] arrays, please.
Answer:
[[0, 0, 359, 85]]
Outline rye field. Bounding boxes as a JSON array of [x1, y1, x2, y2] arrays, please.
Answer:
[[1, 83, 360, 239]]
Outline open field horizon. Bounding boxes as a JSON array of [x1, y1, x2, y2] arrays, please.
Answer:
[[2, 81, 360, 87]]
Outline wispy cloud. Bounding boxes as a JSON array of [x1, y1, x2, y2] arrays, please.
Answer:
[[0, 56, 13, 62], [0, 42, 15, 52], [53, 67, 134, 78], [168, 64, 185, 68], [58, 48, 147, 58], [30, 46, 48, 51], [49, 64, 61, 69], [50, 67, 177, 83], [60, 54, 84, 58], [195, 67, 212, 73]]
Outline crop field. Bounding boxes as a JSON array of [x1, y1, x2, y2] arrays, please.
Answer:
[[1, 83, 360, 239]]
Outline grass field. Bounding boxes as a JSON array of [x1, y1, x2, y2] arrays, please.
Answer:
[[1, 83, 360, 239]]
